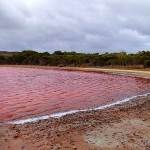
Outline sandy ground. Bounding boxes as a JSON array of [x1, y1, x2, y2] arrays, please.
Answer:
[[66, 67, 150, 78], [0, 65, 150, 78], [0, 66, 150, 150]]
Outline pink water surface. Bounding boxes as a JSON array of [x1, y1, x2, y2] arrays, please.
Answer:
[[0, 67, 150, 122]]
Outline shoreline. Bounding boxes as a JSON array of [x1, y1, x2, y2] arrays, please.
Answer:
[[0, 64, 150, 79], [7, 92, 150, 125], [0, 94, 150, 150], [0, 65, 150, 149]]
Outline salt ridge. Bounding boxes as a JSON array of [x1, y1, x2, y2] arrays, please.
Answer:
[[7, 93, 150, 124]]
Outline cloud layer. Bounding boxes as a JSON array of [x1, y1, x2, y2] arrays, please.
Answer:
[[0, 0, 150, 53]]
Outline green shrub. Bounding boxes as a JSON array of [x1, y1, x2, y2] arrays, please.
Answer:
[[144, 60, 150, 68]]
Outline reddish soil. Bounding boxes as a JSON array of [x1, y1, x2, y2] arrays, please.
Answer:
[[0, 95, 150, 150]]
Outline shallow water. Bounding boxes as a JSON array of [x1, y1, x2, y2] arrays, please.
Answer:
[[0, 67, 150, 122]]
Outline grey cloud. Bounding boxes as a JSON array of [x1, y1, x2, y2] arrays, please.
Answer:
[[0, 0, 150, 53]]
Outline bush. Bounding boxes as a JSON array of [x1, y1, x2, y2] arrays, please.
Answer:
[[0, 55, 5, 64], [144, 60, 150, 68]]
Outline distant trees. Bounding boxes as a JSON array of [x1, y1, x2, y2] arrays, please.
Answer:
[[144, 60, 150, 68], [0, 55, 5, 64], [10, 50, 50, 65], [0, 50, 150, 68]]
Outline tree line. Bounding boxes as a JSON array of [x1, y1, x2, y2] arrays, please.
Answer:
[[0, 50, 150, 68]]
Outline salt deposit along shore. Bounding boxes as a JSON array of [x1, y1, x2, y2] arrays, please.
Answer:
[[0, 67, 150, 150]]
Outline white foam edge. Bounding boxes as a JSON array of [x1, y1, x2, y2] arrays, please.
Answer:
[[7, 92, 150, 124]]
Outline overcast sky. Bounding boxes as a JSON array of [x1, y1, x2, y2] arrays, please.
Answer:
[[0, 0, 150, 53]]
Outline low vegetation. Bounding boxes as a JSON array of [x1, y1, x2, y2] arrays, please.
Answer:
[[0, 50, 150, 68]]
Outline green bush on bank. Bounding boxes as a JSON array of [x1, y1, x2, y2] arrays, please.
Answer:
[[0, 50, 150, 68]]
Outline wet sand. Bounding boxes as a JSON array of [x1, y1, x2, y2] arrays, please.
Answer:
[[0, 66, 150, 150]]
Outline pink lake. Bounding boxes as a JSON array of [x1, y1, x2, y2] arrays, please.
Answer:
[[0, 67, 150, 122]]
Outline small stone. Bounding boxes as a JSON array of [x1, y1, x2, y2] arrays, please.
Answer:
[[57, 133, 61, 137], [72, 146, 77, 149], [13, 135, 19, 139]]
